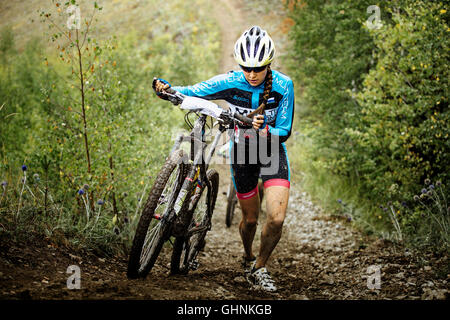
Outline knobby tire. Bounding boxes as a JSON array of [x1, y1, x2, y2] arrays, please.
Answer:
[[170, 169, 219, 275], [127, 149, 188, 279]]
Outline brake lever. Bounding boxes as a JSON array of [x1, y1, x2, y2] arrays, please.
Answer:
[[224, 105, 239, 125], [162, 90, 185, 105], [225, 104, 251, 125]]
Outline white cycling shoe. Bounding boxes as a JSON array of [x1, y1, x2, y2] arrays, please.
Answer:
[[247, 265, 278, 293]]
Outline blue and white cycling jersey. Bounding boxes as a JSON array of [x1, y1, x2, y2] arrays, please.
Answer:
[[173, 69, 295, 143]]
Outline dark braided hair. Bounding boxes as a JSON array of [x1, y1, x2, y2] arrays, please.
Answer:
[[247, 64, 273, 118]]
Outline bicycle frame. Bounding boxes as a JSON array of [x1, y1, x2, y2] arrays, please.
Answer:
[[167, 114, 228, 236]]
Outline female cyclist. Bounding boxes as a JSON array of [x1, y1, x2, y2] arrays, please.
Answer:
[[153, 26, 294, 292]]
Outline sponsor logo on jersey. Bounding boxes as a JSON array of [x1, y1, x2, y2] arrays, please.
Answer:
[[233, 95, 250, 103]]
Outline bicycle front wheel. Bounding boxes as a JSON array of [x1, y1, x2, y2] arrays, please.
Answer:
[[127, 149, 188, 279], [170, 169, 219, 275]]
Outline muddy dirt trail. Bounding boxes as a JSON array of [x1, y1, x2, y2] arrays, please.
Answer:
[[0, 0, 448, 301]]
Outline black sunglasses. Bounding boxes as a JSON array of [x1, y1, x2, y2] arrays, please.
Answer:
[[239, 65, 267, 73]]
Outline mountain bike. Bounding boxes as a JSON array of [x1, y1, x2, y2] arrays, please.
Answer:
[[127, 89, 253, 278]]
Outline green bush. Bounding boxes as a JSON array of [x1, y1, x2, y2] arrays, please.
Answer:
[[287, 0, 449, 249], [0, 0, 220, 255], [286, 0, 381, 231], [353, 2, 449, 202], [288, 0, 374, 152]]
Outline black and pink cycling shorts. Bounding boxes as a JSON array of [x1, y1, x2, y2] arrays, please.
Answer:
[[229, 140, 291, 200]]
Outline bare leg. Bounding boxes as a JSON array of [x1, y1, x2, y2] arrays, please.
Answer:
[[238, 192, 260, 260], [255, 186, 289, 269]]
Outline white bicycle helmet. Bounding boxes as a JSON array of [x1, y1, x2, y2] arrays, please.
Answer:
[[234, 26, 276, 68]]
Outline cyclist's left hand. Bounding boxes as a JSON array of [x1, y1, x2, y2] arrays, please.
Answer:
[[252, 114, 265, 130]]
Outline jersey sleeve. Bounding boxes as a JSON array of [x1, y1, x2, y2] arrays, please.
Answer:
[[172, 73, 233, 100], [267, 79, 294, 143]]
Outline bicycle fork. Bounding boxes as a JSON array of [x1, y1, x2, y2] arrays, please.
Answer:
[[172, 124, 224, 218]]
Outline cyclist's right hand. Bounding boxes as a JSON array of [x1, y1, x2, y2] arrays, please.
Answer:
[[152, 77, 173, 100]]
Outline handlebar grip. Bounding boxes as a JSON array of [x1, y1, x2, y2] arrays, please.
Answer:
[[234, 112, 253, 125], [161, 88, 184, 105], [165, 87, 177, 95]]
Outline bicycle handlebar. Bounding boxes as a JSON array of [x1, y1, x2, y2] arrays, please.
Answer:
[[233, 112, 253, 125], [160, 89, 253, 126]]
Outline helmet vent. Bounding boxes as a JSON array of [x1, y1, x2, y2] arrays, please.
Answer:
[[245, 37, 251, 57], [240, 44, 246, 62], [258, 44, 265, 62], [254, 37, 261, 57]]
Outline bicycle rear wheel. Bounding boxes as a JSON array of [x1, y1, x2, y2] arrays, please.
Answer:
[[225, 180, 237, 228], [170, 169, 219, 275], [127, 149, 188, 279]]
